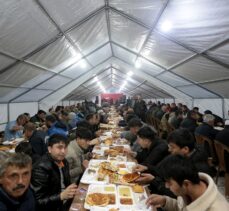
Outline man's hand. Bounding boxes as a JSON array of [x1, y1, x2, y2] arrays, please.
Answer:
[[135, 173, 155, 184], [132, 164, 148, 173], [82, 160, 89, 169], [89, 138, 99, 146], [41, 125, 48, 131], [60, 184, 78, 200], [123, 148, 137, 157], [12, 125, 23, 131], [95, 130, 102, 137], [146, 194, 166, 208]]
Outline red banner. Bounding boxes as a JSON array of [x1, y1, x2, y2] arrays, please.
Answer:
[[101, 93, 123, 103]]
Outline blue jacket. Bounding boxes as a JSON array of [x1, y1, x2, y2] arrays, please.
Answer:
[[47, 121, 68, 137], [0, 187, 35, 211]]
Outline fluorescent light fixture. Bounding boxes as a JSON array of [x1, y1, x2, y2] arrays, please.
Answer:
[[160, 20, 173, 32], [78, 59, 87, 68], [119, 80, 128, 92], [69, 46, 81, 58], [100, 85, 106, 93], [127, 71, 133, 76], [127, 76, 133, 81], [143, 49, 151, 56], [135, 60, 141, 68]]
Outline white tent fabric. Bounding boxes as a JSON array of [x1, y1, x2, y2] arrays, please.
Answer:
[[0, 0, 229, 125]]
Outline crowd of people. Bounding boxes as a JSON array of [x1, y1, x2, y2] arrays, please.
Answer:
[[0, 97, 229, 210]]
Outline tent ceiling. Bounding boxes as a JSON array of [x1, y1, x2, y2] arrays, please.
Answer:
[[0, 0, 228, 104]]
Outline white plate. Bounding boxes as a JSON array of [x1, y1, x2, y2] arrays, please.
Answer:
[[103, 131, 113, 136], [2, 141, 11, 145], [108, 155, 127, 162], [80, 168, 109, 185], [81, 161, 136, 185]]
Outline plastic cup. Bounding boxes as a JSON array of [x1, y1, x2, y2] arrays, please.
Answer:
[[69, 203, 82, 211]]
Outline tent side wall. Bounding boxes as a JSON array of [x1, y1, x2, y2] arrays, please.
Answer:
[[0, 102, 38, 131], [193, 99, 224, 118]]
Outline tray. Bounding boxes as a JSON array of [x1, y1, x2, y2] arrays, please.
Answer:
[[84, 184, 118, 210], [85, 184, 150, 211]]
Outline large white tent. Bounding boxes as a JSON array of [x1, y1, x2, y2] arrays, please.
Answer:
[[0, 0, 229, 130]]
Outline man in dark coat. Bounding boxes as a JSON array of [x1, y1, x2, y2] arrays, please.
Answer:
[[0, 152, 35, 211], [125, 126, 169, 168], [215, 120, 229, 147], [215, 120, 229, 171], [195, 114, 218, 140], [133, 95, 147, 122], [133, 129, 213, 196], [31, 134, 77, 211], [24, 122, 47, 158], [76, 113, 98, 138], [180, 110, 198, 133], [30, 110, 46, 126]]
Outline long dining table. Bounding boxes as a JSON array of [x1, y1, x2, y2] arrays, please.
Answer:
[[69, 111, 156, 211]]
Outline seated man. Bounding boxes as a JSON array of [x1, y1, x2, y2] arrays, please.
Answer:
[[146, 155, 229, 210], [215, 120, 229, 172], [0, 152, 35, 211], [24, 122, 47, 158], [15, 142, 40, 164], [4, 114, 27, 141], [121, 118, 143, 152], [195, 114, 218, 140], [167, 128, 213, 175], [66, 127, 93, 183], [31, 134, 77, 211], [30, 110, 46, 126], [126, 126, 169, 168], [215, 120, 229, 147], [134, 129, 214, 196], [204, 110, 224, 127], [180, 110, 198, 133], [76, 113, 98, 138], [45, 115, 68, 137]]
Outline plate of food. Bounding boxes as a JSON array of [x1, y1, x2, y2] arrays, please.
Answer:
[[84, 184, 118, 210], [82, 160, 135, 185], [0, 145, 12, 151]]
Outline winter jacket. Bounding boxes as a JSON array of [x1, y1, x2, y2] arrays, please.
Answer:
[[31, 153, 71, 211], [0, 187, 35, 211]]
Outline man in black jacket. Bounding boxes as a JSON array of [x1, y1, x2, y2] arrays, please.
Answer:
[[76, 113, 98, 139], [0, 152, 35, 211], [30, 110, 46, 126], [180, 110, 198, 133], [31, 134, 77, 211], [195, 114, 218, 140], [134, 129, 213, 196], [24, 122, 47, 158], [125, 126, 169, 168]]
